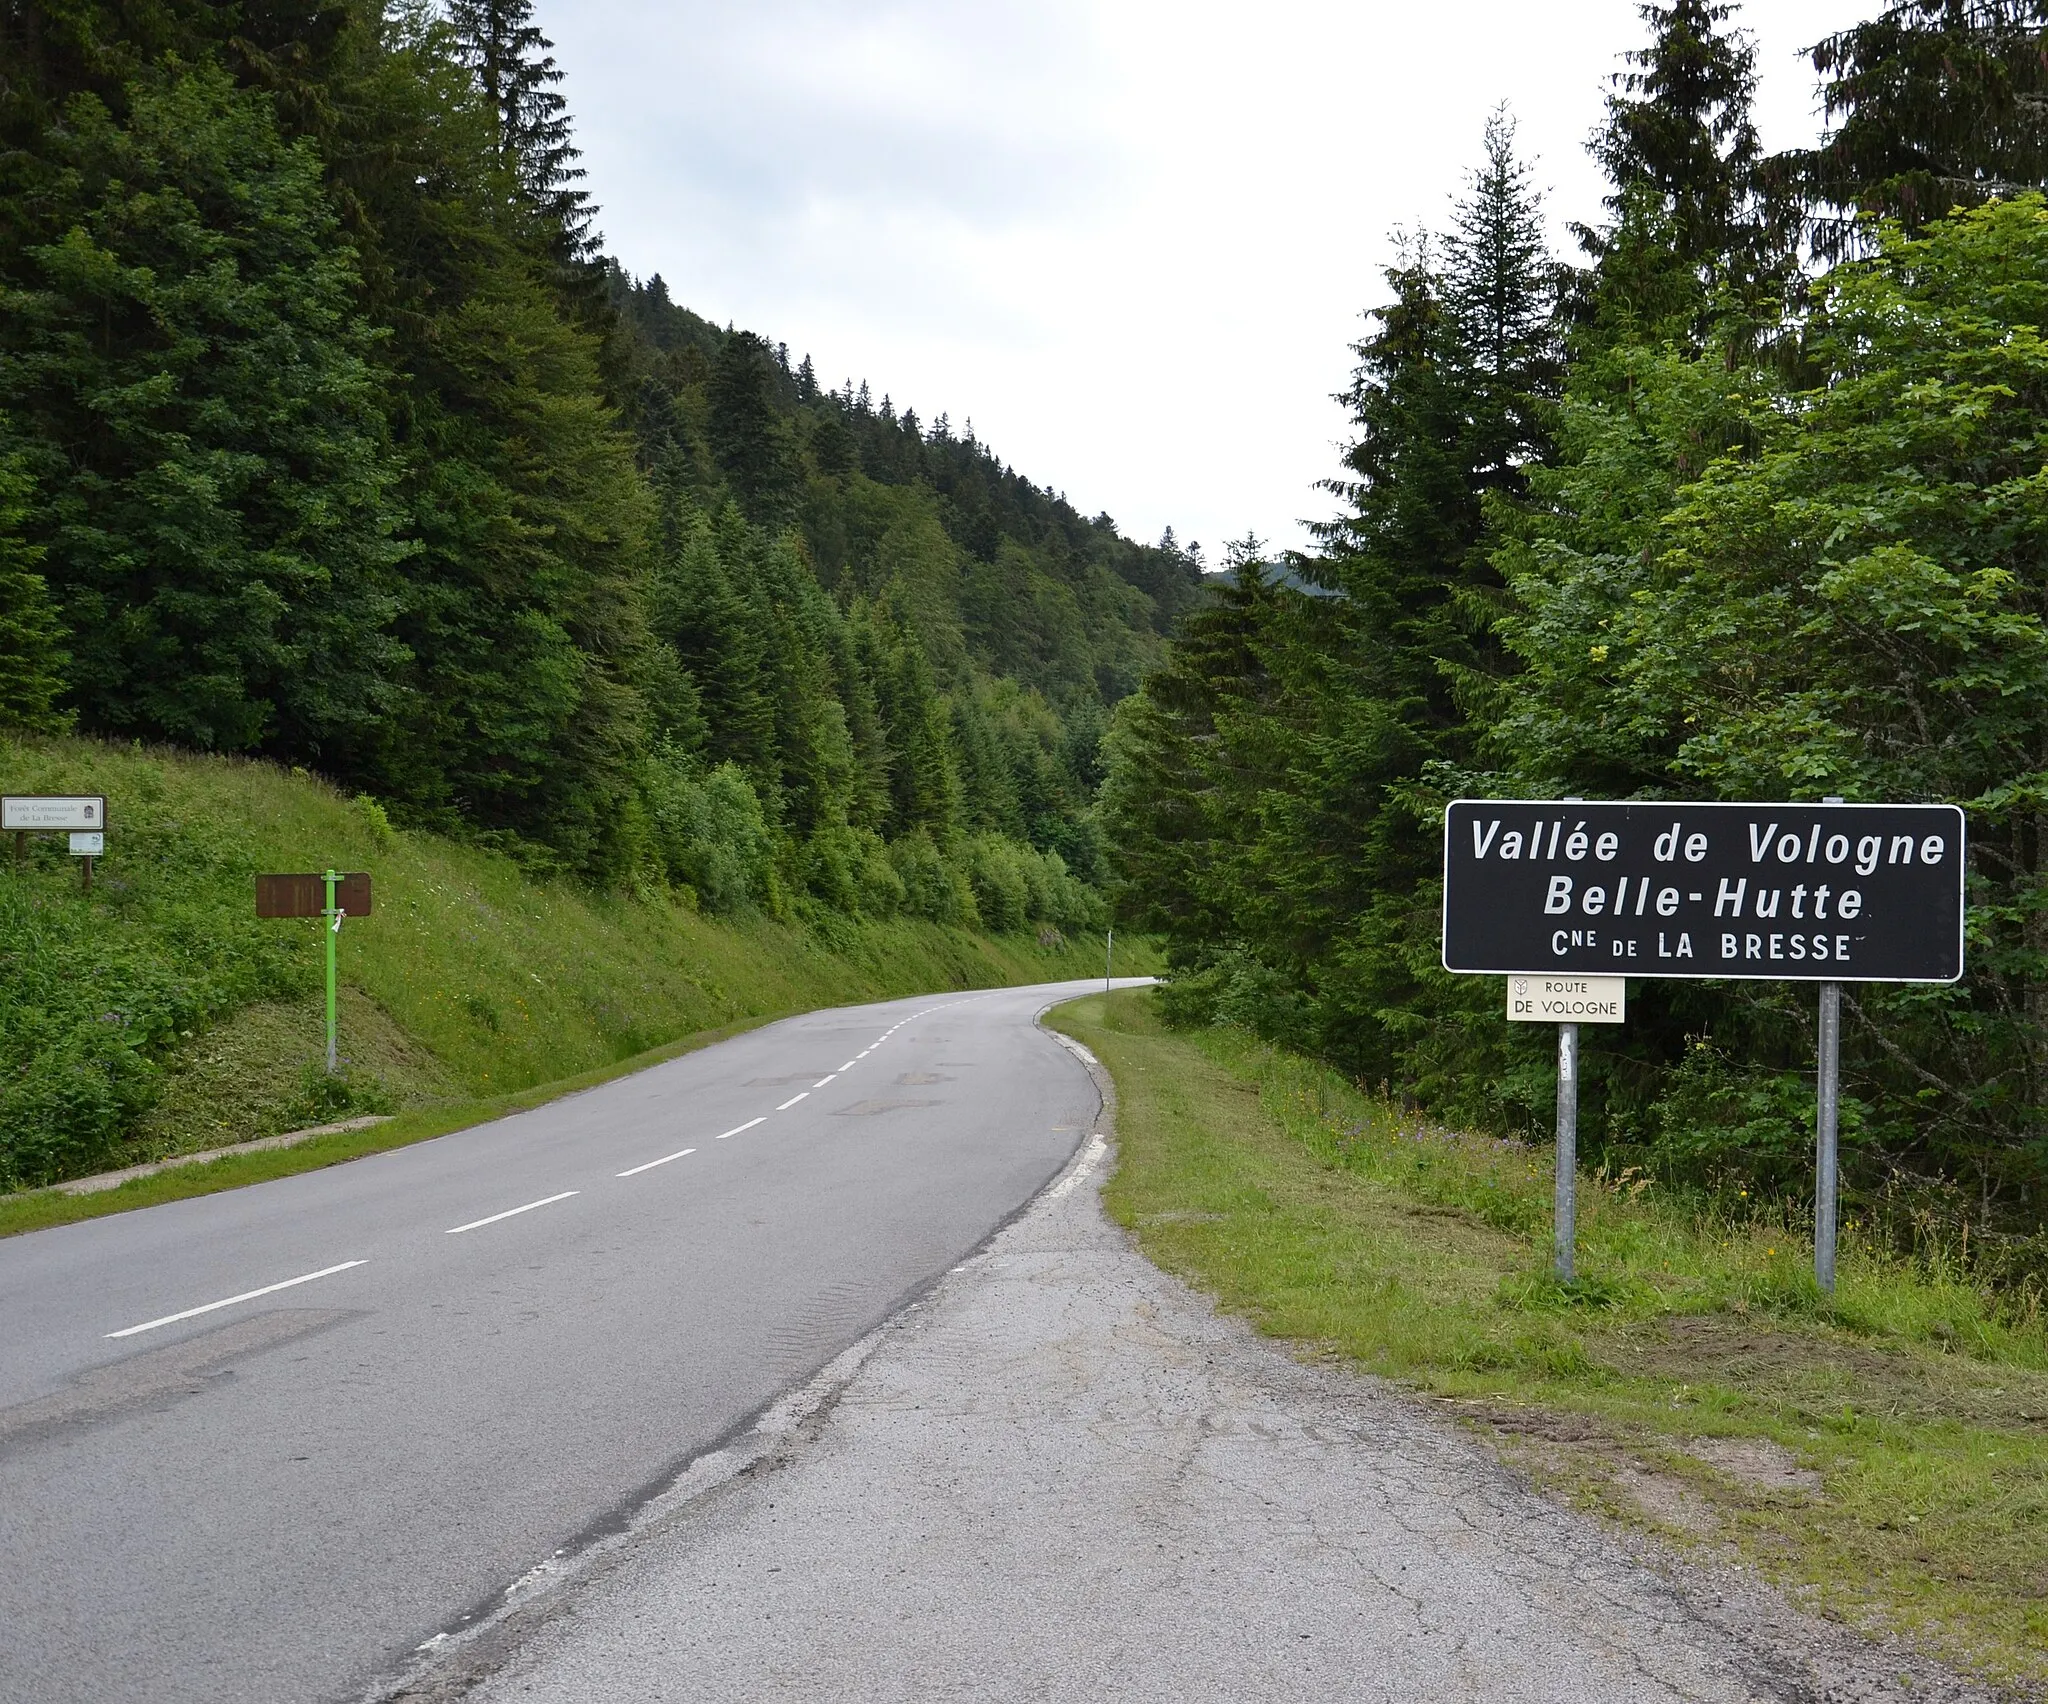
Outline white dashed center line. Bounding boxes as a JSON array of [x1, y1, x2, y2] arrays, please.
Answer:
[[616, 1147, 696, 1178], [105, 1260, 368, 1339], [837, 1061, 857, 1071], [812, 1075, 837, 1088], [776, 1092, 809, 1110], [446, 1191, 579, 1235], [716, 1117, 766, 1140]]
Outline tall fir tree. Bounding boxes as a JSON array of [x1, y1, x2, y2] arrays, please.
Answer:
[[1581, 0, 1789, 338], [0, 62, 410, 756], [444, 0, 594, 260], [0, 433, 68, 732], [1772, 1, 2048, 256]]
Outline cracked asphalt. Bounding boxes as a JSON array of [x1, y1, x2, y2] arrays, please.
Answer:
[[426, 1042, 1992, 1704]]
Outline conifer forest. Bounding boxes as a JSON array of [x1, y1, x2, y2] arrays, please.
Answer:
[[9, 0, 2048, 1285], [0, 0, 1204, 936], [1103, 1, 2048, 1286]]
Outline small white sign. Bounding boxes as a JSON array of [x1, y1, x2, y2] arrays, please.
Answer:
[[1507, 974, 1626, 1024], [4, 795, 106, 831], [69, 832, 104, 856]]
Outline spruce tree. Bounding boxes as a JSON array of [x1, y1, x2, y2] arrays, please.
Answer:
[[709, 332, 800, 524], [444, 0, 594, 258], [1582, 0, 1789, 333], [1774, 1, 2048, 256], [0, 64, 409, 757], [0, 440, 68, 732], [1441, 109, 1562, 498]]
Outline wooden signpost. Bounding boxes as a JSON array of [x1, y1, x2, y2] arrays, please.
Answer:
[[258, 871, 372, 1074], [1443, 797, 1967, 1291]]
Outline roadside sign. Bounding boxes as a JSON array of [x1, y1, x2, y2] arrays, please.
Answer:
[[257, 872, 372, 1075], [1507, 975, 1624, 1023], [68, 832, 103, 856], [4, 795, 106, 831], [1443, 799, 1964, 983], [257, 872, 372, 919]]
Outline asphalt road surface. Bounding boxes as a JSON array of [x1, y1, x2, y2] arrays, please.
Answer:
[[0, 979, 1118, 1704], [420, 1042, 1986, 1704]]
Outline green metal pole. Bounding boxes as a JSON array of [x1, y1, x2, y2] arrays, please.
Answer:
[[324, 868, 339, 1075]]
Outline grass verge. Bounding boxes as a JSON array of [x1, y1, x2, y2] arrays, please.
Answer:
[[1047, 989, 2048, 1694], [0, 1014, 769, 1239], [1, 734, 1152, 1206]]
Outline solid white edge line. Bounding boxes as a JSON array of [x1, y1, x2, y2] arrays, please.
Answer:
[[812, 1074, 837, 1087], [616, 1147, 696, 1178], [1047, 1135, 1109, 1202], [714, 1117, 766, 1140], [445, 1190, 579, 1235], [776, 1092, 809, 1110], [105, 1260, 367, 1339]]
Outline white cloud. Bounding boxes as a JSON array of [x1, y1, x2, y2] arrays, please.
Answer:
[[545, 0, 1873, 556]]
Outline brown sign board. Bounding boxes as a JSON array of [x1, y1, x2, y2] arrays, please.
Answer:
[[256, 873, 372, 919]]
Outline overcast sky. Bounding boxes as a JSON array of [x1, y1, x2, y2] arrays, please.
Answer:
[[543, 0, 1872, 559]]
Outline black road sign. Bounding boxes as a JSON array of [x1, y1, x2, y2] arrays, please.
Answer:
[[1442, 800, 1965, 983]]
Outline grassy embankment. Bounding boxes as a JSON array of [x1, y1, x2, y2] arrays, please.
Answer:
[[0, 737, 1146, 1236], [1048, 989, 2048, 1694]]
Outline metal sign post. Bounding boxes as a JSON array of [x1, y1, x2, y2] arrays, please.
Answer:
[[1508, 976, 1622, 1280], [1815, 979, 1842, 1292], [256, 871, 372, 1076], [324, 869, 341, 1075], [1444, 797, 1966, 1297], [1554, 1022, 1578, 1281]]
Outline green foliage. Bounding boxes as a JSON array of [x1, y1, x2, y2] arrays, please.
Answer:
[[0, 0, 1185, 913], [0, 62, 408, 757], [0, 437, 67, 732], [1498, 196, 2048, 1216], [0, 735, 1147, 1191], [639, 751, 774, 914], [1101, 4, 2048, 1277], [1775, 0, 2048, 257]]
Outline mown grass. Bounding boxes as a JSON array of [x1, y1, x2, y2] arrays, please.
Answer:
[[0, 734, 1147, 1211], [1048, 989, 2048, 1694]]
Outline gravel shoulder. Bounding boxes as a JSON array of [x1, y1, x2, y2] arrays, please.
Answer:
[[390, 1035, 1996, 1704]]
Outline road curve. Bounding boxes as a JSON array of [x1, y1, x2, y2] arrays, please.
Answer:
[[0, 978, 1122, 1704]]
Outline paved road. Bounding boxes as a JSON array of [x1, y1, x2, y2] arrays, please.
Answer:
[[423, 1043, 1986, 1704], [0, 979, 1119, 1704]]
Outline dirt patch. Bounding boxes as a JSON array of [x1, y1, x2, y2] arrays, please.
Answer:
[[1685, 1437, 1823, 1498], [1451, 1402, 1612, 1445], [1605, 1313, 2048, 1433], [1612, 1465, 1721, 1535]]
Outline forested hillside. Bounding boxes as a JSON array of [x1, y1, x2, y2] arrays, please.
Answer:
[[1104, 0, 2048, 1282], [0, 0, 1203, 931]]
